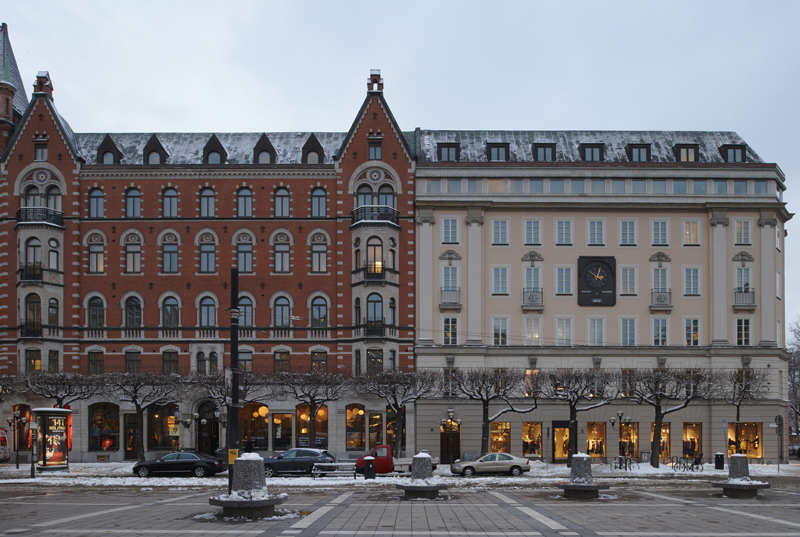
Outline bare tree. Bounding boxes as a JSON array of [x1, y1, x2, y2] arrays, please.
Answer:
[[628, 368, 715, 468], [724, 368, 769, 454], [193, 371, 267, 410], [272, 372, 349, 449], [541, 368, 619, 463], [450, 368, 539, 455], [25, 372, 104, 408], [788, 321, 800, 433], [0, 375, 21, 403], [104, 373, 182, 462], [354, 370, 440, 457]]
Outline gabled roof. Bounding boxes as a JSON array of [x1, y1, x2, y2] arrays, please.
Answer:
[[0, 23, 28, 115], [1, 92, 83, 163], [335, 92, 413, 162]]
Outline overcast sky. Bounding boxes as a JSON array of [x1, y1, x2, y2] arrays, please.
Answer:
[[4, 1, 799, 342]]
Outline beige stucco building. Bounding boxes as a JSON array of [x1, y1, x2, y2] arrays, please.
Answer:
[[414, 131, 791, 464]]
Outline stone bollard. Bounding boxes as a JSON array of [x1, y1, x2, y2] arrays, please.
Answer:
[[209, 453, 287, 518], [711, 453, 770, 498], [396, 452, 447, 499], [231, 456, 266, 492], [728, 453, 749, 480], [570, 454, 593, 485], [411, 453, 433, 480]]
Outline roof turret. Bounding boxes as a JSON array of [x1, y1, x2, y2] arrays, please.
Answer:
[[0, 23, 29, 115]]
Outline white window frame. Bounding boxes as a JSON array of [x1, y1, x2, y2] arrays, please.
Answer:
[[554, 264, 573, 296], [491, 265, 509, 295], [619, 317, 637, 346], [777, 271, 782, 299], [492, 316, 509, 346], [651, 264, 670, 292], [523, 218, 542, 245], [651, 316, 669, 346], [682, 316, 702, 346], [586, 316, 606, 346], [523, 315, 543, 346], [441, 263, 459, 291], [618, 264, 638, 296], [554, 316, 574, 346], [554, 218, 573, 246], [587, 218, 606, 246], [682, 219, 701, 246], [523, 265, 541, 290], [734, 264, 752, 291], [650, 218, 670, 246], [618, 218, 638, 246], [733, 218, 753, 246], [735, 317, 753, 347], [491, 219, 509, 245], [682, 265, 702, 297], [442, 316, 459, 345], [441, 217, 459, 244]]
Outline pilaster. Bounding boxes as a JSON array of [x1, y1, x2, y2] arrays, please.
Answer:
[[710, 210, 729, 345], [759, 210, 777, 346], [417, 210, 435, 344], [465, 208, 484, 345]]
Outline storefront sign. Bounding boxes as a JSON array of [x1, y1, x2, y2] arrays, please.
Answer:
[[227, 449, 239, 465]]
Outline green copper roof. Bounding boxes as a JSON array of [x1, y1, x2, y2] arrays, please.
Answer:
[[0, 23, 29, 115]]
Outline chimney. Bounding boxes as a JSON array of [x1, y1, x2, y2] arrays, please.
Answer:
[[367, 69, 383, 93], [33, 71, 53, 97]]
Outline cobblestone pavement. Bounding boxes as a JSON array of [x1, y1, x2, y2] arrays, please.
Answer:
[[3, 481, 800, 536]]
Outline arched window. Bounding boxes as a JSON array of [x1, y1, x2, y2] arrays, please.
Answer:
[[257, 151, 272, 164], [162, 297, 179, 336], [367, 293, 383, 322], [89, 188, 104, 218], [199, 297, 216, 327], [88, 297, 105, 331], [306, 151, 319, 164], [25, 293, 41, 325], [161, 232, 179, 273], [124, 234, 142, 273], [48, 298, 59, 335], [354, 298, 361, 324], [345, 404, 366, 451], [238, 296, 254, 331], [148, 403, 179, 450], [311, 233, 328, 273], [236, 234, 253, 273], [88, 403, 119, 451], [88, 233, 105, 273], [25, 237, 41, 266], [356, 185, 373, 208], [311, 188, 326, 217], [48, 239, 59, 270], [162, 188, 178, 218], [124, 297, 142, 337], [311, 297, 328, 327], [200, 188, 215, 218], [378, 185, 395, 209], [196, 352, 207, 375], [102, 151, 115, 165], [207, 151, 221, 165], [199, 233, 216, 273], [366, 237, 383, 274], [273, 232, 290, 273], [273, 297, 290, 327], [296, 403, 328, 448], [208, 351, 218, 374], [147, 151, 161, 165], [46, 186, 61, 212], [237, 187, 253, 217], [389, 298, 396, 326], [274, 188, 290, 217], [125, 188, 141, 218], [24, 185, 40, 207]]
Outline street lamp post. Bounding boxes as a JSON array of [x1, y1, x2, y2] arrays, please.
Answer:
[[226, 268, 241, 495]]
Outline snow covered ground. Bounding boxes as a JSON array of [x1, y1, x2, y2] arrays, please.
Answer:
[[0, 460, 797, 488]]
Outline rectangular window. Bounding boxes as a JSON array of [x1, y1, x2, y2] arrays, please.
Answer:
[[442, 218, 458, 243], [735, 220, 751, 245], [652, 220, 668, 245], [125, 245, 141, 273], [588, 220, 604, 245], [34, 144, 48, 161], [511, 179, 524, 193], [274, 351, 290, 373], [556, 220, 571, 245], [612, 179, 626, 193], [442, 265, 458, 292], [693, 180, 707, 194], [493, 318, 508, 346], [736, 266, 750, 290], [653, 318, 667, 346], [25, 349, 41, 373], [467, 179, 481, 193], [621, 318, 635, 346], [125, 351, 141, 374], [591, 179, 605, 193], [549, 179, 565, 193], [683, 221, 699, 245], [488, 144, 508, 161], [777, 271, 782, 298], [237, 244, 253, 273], [652, 267, 667, 292], [673, 180, 687, 194], [274, 244, 290, 273], [368, 142, 382, 160], [684, 268, 699, 296], [678, 146, 696, 162], [524, 220, 541, 245], [733, 180, 748, 195], [582, 145, 602, 161], [443, 318, 458, 345], [200, 244, 216, 273], [725, 146, 744, 163], [366, 350, 384, 374], [588, 318, 604, 346], [555, 318, 572, 345], [736, 319, 751, 346], [88, 351, 104, 375], [162, 244, 178, 273], [438, 144, 458, 162], [533, 143, 555, 162], [525, 266, 541, 289], [524, 317, 541, 345], [754, 180, 767, 194], [715, 180, 728, 194], [620, 267, 636, 295], [571, 179, 585, 193], [685, 318, 700, 346], [426, 179, 441, 193], [89, 245, 104, 274], [162, 351, 179, 375], [389, 350, 396, 371], [529, 179, 544, 193], [311, 351, 327, 373], [630, 145, 650, 162], [492, 267, 508, 295], [354, 350, 361, 376], [620, 220, 636, 245], [48, 350, 59, 373], [522, 422, 542, 457], [556, 267, 571, 295], [652, 180, 667, 194], [446, 179, 461, 193], [311, 244, 327, 273], [632, 180, 646, 194], [492, 220, 508, 245]]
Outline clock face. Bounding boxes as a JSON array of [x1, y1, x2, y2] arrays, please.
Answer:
[[578, 256, 616, 306]]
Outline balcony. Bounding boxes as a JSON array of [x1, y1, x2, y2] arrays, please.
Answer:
[[18, 263, 43, 282], [271, 326, 291, 339], [365, 321, 386, 337], [351, 205, 399, 226], [649, 289, 672, 312], [733, 287, 756, 311], [16, 207, 64, 227], [440, 287, 461, 311], [197, 327, 217, 339], [20, 321, 42, 337], [363, 268, 386, 281], [522, 287, 544, 311]]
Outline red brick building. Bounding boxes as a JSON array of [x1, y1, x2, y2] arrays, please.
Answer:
[[1, 22, 415, 460]]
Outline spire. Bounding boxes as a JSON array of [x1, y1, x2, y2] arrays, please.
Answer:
[[0, 23, 29, 115]]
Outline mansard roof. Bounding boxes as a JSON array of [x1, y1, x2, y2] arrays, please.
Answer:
[[0, 23, 28, 115]]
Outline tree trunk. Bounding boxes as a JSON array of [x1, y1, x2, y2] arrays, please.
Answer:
[[308, 403, 318, 448], [135, 405, 145, 462], [481, 399, 489, 455], [650, 408, 663, 468], [568, 403, 578, 467], [735, 403, 742, 454], [397, 407, 406, 458]]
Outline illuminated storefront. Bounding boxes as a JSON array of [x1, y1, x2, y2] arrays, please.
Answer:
[[586, 422, 606, 458], [368, 412, 383, 449], [620, 422, 638, 458], [728, 422, 763, 458], [490, 421, 510, 453], [553, 421, 570, 462], [271, 413, 292, 451], [345, 404, 365, 451], [88, 403, 119, 451], [297, 404, 328, 449], [33, 408, 72, 470], [240, 403, 269, 449], [522, 422, 542, 458], [682, 423, 702, 458], [651, 422, 671, 461], [148, 403, 179, 451]]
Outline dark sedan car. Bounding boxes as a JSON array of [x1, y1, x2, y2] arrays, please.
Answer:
[[133, 451, 224, 478], [263, 448, 335, 477]]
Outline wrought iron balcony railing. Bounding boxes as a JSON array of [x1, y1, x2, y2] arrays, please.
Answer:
[[18, 263, 43, 282], [733, 287, 756, 309], [351, 205, 399, 225], [440, 287, 461, 307], [650, 288, 672, 310], [17, 207, 64, 226], [522, 287, 544, 310]]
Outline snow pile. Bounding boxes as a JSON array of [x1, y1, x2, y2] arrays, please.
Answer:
[[212, 489, 288, 502], [727, 477, 768, 485], [414, 452, 432, 458], [192, 512, 217, 520], [237, 453, 263, 461]]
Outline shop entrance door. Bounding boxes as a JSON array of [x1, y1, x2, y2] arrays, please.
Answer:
[[552, 420, 570, 463], [440, 418, 461, 464], [123, 414, 137, 460], [196, 401, 219, 455]]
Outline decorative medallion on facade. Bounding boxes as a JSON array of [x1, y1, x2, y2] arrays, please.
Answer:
[[200, 232, 215, 244], [31, 169, 51, 184], [368, 168, 385, 183], [88, 233, 104, 244]]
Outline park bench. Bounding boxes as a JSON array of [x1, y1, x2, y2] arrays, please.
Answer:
[[311, 461, 357, 479]]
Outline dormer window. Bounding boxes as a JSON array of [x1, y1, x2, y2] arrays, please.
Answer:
[[628, 144, 650, 162], [34, 143, 48, 162], [257, 151, 272, 164], [102, 151, 115, 165], [487, 143, 509, 162], [368, 142, 382, 160], [533, 143, 556, 162], [147, 151, 161, 165], [306, 151, 319, 164], [207, 151, 221, 165], [674, 144, 698, 162], [438, 143, 459, 162], [721, 144, 745, 163], [581, 144, 604, 162]]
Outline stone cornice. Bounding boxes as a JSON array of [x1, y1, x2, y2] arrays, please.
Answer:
[[465, 207, 483, 225], [80, 166, 337, 180]]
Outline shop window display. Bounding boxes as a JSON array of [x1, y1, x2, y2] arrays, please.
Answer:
[[12, 404, 32, 451], [148, 404, 179, 450], [240, 403, 269, 450], [345, 404, 366, 451], [369, 412, 383, 450], [586, 422, 606, 458], [271, 413, 292, 451], [727, 422, 763, 458], [490, 421, 511, 453], [297, 404, 328, 449], [522, 422, 542, 458], [682, 422, 702, 459], [619, 422, 639, 458], [553, 424, 570, 461], [650, 422, 671, 461], [88, 403, 119, 451]]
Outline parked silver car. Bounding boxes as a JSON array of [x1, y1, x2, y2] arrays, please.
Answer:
[[450, 452, 531, 476]]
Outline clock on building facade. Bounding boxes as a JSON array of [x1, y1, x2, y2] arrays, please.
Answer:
[[578, 256, 616, 306]]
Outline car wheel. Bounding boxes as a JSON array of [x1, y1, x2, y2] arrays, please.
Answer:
[[193, 466, 207, 478], [510, 466, 522, 476], [137, 466, 149, 478], [462, 466, 475, 477], [264, 465, 274, 478]]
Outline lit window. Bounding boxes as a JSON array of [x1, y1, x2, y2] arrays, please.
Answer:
[[735, 220, 751, 245], [443, 318, 458, 345], [683, 221, 698, 245], [685, 318, 700, 346]]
